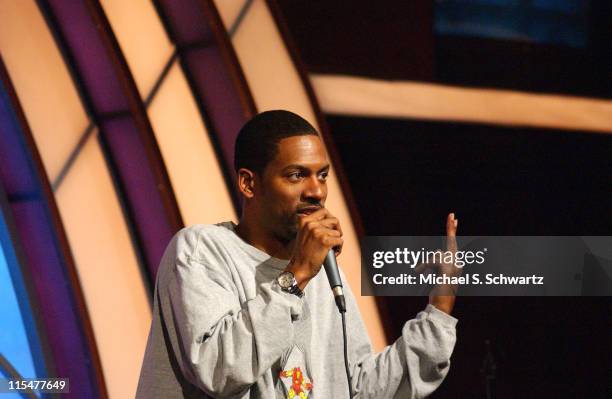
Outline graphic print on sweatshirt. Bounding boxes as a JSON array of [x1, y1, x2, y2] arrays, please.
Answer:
[[278, 346, 313, 398], [276, 298, 314, 399]]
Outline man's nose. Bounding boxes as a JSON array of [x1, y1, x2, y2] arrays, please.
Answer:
[[302, 175, 325, 201]]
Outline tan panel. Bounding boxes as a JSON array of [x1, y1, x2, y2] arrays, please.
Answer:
[[55, 130, 150, 399], [147, 62, 237, 225], [214, 0, 248, 31], [100, 0, 174, 99], [225, 1, 315, 125], [312, 74, 612, 134], [0, 0, 89, 183], [215, 0, 387, 351]]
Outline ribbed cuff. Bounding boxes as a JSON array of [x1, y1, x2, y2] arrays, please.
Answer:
[[424, 304, 458, 328]]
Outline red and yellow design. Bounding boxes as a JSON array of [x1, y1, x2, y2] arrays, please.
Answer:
[[280, 367, 313, 398]]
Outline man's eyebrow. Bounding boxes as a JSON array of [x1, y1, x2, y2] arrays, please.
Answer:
[[282, 164, 307, 172], [282, 164, 330, 172]]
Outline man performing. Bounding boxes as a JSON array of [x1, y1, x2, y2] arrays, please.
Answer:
[[136, 110, 459, 398]]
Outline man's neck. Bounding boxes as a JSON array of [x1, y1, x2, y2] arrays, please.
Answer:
[[235, 218, 294, 260]]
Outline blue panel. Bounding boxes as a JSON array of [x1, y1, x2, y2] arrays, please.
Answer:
[[435, 0, 590, 48], [0, 249, 35, 378], [533, 0, 582, 13], [0, 210, 45, 385]]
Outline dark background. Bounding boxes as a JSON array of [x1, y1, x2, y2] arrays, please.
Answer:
[[277, 0, 611, 98], [276, 1, 612, 397]]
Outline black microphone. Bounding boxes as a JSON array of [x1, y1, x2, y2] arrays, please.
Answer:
[[323, 249, 346, 313]]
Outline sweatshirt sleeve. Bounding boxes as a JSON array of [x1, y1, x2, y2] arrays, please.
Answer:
[[157, 229, 302, 398], [343, 278, 458, 399]]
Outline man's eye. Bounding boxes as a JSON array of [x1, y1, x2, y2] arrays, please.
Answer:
[[319, 172, 329, 181], [288, 172, 303, 181]]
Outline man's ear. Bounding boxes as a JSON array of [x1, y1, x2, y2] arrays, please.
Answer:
[[237, 168, 256, 199]]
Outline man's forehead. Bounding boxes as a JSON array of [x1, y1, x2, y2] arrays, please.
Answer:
[[272, 135, 328, 167]]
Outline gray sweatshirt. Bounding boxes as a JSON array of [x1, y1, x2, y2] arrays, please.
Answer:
[[136, 223, 457, 398]]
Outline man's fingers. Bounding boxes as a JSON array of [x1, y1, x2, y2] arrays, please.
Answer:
[[304, 207, 329, 220], [298, 208, 331, 227], [318, 217, 342, 235], [325, 236, 344, 251], [446, 212, 457, 237], [315, 226, 343, 256], [312, 227, 341, 238], [446, 212, 458, 253], [300, 209, 343, 236]]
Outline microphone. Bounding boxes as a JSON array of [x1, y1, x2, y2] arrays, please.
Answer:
[[323, 249, 346, 313], [324, 250, 353, 398]]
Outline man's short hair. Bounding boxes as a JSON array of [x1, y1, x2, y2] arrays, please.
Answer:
[[234, 110, 319, 175]]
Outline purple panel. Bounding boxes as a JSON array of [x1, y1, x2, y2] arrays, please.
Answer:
[[0, 63, 103, 398], [47, 0, 127, 113], [101, 117, 176, 269], [156, 0, 257, 203], [156, 0, 213, 45], [11, 202, 94, 399], [185, 47, 246, 169], [0, 90, 36, 193], [41, 0, 183, 280]]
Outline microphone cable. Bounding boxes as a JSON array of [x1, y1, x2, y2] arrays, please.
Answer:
[[340, 308, 354, 399]]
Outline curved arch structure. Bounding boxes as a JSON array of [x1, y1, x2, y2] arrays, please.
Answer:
[[0, 56, 106, 398], [152, 0, 257, 208], [39, 0, 184, 278]]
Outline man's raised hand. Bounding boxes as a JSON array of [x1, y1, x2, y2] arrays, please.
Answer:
[[286, 208, 343, 290], [428, 212, 460, 314]]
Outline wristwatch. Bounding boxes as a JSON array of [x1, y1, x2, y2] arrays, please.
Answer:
[[276, 271, 304, 298]]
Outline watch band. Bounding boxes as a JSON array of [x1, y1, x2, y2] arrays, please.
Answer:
[[277, 271, 304, 298], [287, 282, 304, 298]]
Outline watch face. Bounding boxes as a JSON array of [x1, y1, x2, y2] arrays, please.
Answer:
[[278, 272, 295, 289]]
